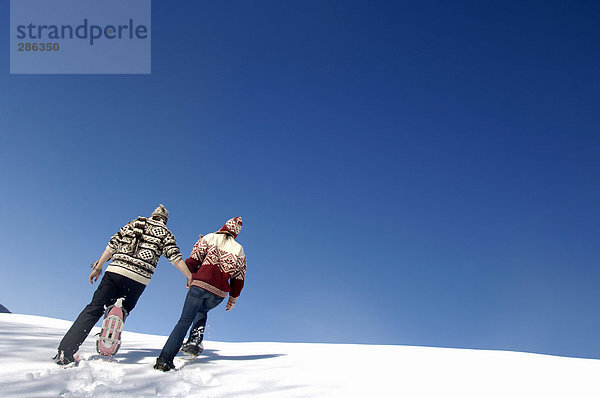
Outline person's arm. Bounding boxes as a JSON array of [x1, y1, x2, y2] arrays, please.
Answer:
[[172, 257, 193, 288], [89, 248, 113, 284], [161, 230, 192, 288], [226, 279, 245, 311], [90, 219, 134, 284], [226, 253, 246, 311]]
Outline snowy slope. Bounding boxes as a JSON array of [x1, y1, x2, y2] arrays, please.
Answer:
[[0, 314, 599, 397]]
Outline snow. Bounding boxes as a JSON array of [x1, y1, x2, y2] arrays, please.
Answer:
[[1, 313, 599, 397]]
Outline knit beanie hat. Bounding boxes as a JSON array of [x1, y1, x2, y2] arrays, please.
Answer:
[[151, 204, 169, 224], [219, 217, 243, 238]]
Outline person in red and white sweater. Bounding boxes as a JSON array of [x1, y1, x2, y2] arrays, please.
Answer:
[[186, 217, 246, 305], [154, 217, 246, 371]]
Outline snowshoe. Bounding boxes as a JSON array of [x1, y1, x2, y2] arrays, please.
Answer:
[[181, 341, 204, 357], [97, 298, 128, 357], [180, 326, 204, 356], [153, 357, 175, 372]]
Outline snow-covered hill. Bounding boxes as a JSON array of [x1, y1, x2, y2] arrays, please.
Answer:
[[0, 314, 599, 397]]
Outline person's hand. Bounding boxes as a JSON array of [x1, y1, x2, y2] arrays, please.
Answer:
[[186, 275, 193, 289], [225, 296, 237, 311], [89, 269, 101, 284]]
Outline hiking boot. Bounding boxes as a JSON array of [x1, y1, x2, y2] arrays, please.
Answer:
[[54, 350, 77, 366], [153, 357, 175, 372]]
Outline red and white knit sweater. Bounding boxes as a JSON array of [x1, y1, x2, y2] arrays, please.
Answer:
[[185, 217, 246, 298]]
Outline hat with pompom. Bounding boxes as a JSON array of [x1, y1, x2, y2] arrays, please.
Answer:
[[219, 217, 243, 238], [151, 204, 169, 224]]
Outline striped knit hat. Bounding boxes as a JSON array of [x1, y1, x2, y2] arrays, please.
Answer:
[[151, 204, 169, 224], [219, 217, 243, 238]]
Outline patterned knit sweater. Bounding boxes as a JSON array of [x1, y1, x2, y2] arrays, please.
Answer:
[[185, 232, 246, 298], [105, 217, 182, 285]]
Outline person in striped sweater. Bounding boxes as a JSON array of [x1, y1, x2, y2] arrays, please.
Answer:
[[54, 205, 192, 366], [154, 217, 247, 371]]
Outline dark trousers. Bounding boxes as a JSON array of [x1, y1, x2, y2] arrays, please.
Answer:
[[159, 286, 223, 362], [58, 271, 146, 355]]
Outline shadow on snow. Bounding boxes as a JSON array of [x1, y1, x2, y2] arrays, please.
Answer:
[[89, 348, 286, 366]]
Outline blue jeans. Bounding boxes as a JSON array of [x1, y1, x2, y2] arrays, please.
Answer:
[[159, 286, 224, 361]]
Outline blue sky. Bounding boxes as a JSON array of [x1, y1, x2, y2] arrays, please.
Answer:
[[1, 1, 599, 358]]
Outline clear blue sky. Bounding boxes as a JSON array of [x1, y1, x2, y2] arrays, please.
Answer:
[[1, 1, 599, 359]]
